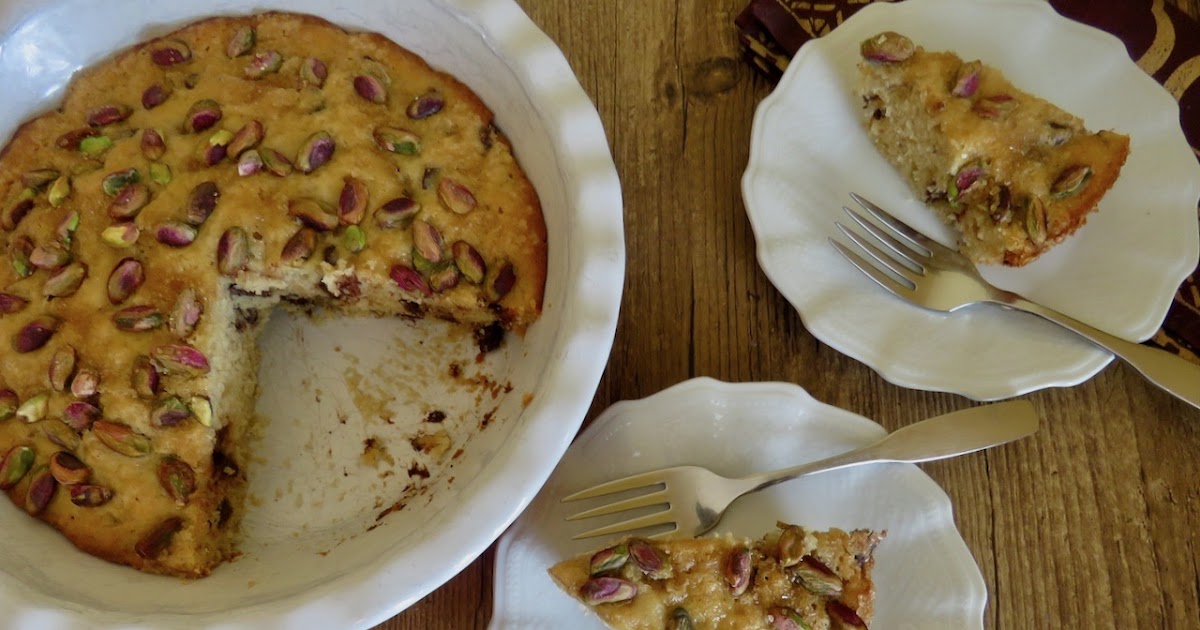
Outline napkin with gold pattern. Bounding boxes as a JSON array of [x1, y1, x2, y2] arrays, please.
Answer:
[[736, 0, 1200, 363]]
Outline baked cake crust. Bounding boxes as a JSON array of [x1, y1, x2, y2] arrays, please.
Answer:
[[0, 12, 546, 577], [549, 523, 883, 630], [857, 31, 1130, 266]]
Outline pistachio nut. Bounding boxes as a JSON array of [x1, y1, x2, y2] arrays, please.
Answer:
[[183, 99, 222, 134], [226, 120, 264, 158], [157, 456, 197, 505], [61, 401, 100, 431], [724, 546, 753, 596], [244, 50, 283, 79], [24, 465, 56, 515], [390, 264, 432, 297], [288, 198, 338, 231], [21, 169, 60, 190], [131, 355, 161, 400], [437, 177, 477, 214], [767, 607, 811, 630], [793, 556, 843, 597], [300, 57, 328, 88], [860, 31, 914, 62], [155, 221, 199, 247], [29, 243, 72, 270], [0, 445, 35, 489], [353, 74, 387, 104], [56, 127, 99, 150], [422, 167, 439, 190], [142, 83, 172, 110], [487, 261, 516, 303], [373, 127, 420, 155], [151, 343, 210, 375], [54, 209, 80, 244], [108, 182, 151, 219], [185, 181, 220, 227], [151, 396, 191, 429], [579, 577, 637, 605], [217, 226, 249, 277], [170, 288, 203, 338], [375, 197, 420, 229], [135, 516, 183, 559], [952, 60, 982, 98], [338, 176, 369, 225], [226, 25, 256, 58], [826, 601, 868, 630], [0, 389, 16, 419], [973, 94, 1018, 119], [237, 149, 264, 176], [1051, 165, 1092, 199], [628, 539, 673, 579], [48, 175, 72, 208], [151, 39, 192, 66], [107, 257, 145, 304], [101, 168, 140, 197], [202, 130, 232, 166], [49, 451, 90, 485], [588, 543, 629, 575], [449, 241, 486, 284], [2, 194, 33, 232], [669, 608, 695, 630], [149, 162, 173, 185], [0, 292, 28, 314], [296, 131, 335, 174], [113, 305, 164, 332], [48, 345, 77, 391], [9, 235, 33, 277], [281, 227, 318, 263], [261, 148, 294, 176], [78, 135, 113, 156], [101, 222, 140, 249], [342, 225, 367, 253], [1025, 196, 1048, 246], [86, 104, 133, 127], [70, 368, 99, 399], [189, 395, 213, 428], [411, 219, 445, 264], [407, 90, 445, 119], [43, 262, 88, 298], [14, 391, 48, 423], [70, 484, 114, 507], [92, 420, 152, 457]]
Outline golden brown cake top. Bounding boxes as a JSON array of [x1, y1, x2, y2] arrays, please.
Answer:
[[548, 523, 882, 630], [0, 12, 546, 576]]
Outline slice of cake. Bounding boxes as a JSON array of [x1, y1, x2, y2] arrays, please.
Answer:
[[549, 522, 884, 629], [856, 31, 1130, 266], [0, 12, 545, 577]]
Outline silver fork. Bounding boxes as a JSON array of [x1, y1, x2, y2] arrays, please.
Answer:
[[833, 193, 1200, 411], [562, 400, 1037, 539]]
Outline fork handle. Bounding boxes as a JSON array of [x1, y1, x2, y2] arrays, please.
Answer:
[[740, 400, 1038, 495], [1000, 296, 1200, 411]]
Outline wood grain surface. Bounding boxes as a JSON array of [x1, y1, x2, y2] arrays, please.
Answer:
[[378, 0, 1200, 628]]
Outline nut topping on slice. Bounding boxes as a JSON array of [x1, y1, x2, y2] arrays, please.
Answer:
[[288, 198, 338, 231], [952, 60, 982, 98], [151, 343, 210, 375], [451, 241, 486, 284], [102, 222, 141, 248], [0, 389, 17, 419], [142, 84, 172, 110], [375, 197, 420, 229], [437, 177, 477, 215], [43, 262, 88, 298], [793, 556, 843, 597], [296, 131, 335, 174], [628, 539, 673, 579], [151, 396, 191, 428], [390, 264, 432, 297], [354, 74, 388, 104], [2, 193, 34, 232], [48, 346, 77, 391], [15, 391, 49, 423], [226, 25, 256, 58], [669, 607, 695, 630], [78, 135, 113, 157], [860, 31, 914, 63], [826, 601, 868, 630], [237, 150, 264, 176], [407, 91, 445, 119], [86, 104, 133, 127], [70, 369, 99, 399], [185, 181, 220, 227], [113, 305, 165, 332], [579, 577, 637, 605], [217, 227, 250, 276], [150, 39, 192, 66], [70, 484, 114, 507], [487, 261, 516, 303], [183, 99, 222, 134], [767, 607, 809, 630], [342, 226, 367, 253], [724, 546, 753, 596], [49, 451, 90, 485], [374, 127, 421, 155], [261, 148, 294, 176], [107, 258, 145, 304], [588, 543, 629, 575], [226, 120, 264, 159], [48, 175, 71, 208], [92, 420, 152, 457], [1051, 165, 1092, 199], [300, 57, 328, 88], [135, 516, 183, 559], [101, 168, 140, 197], [0, 292, 28, 314], [190, 396, 213, 428], [411, 219, 446, 265], [131, 356, 161, 399], [155, 222, 199, 247], [9, 235, 34, 277], [281, 227, 318, 264], [29, 243, 72, 270], [157, 456, 197, 505], [0, 445, 35, 489], [170, 288, 203, 338], [245, 50, 284, 79], [339, 176, 369, 225], [24, 465, 57, 515], [108, 183, 151, 219], [61, 401, 100, 431], [21, 169, 60, 190], [149, 162, 172, 185]]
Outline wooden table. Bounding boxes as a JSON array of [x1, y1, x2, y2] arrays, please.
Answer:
[[381, 0, 1200, 627]]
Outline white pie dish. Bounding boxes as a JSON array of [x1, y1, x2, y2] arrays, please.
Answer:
[[0, 0, 623, 628], [742, 0, 1200, 400], [492, 378, 987, 629]]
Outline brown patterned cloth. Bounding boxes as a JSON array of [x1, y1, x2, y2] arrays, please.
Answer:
[[736, 0, 1200, 363]]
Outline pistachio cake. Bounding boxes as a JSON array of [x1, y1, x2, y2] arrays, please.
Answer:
[[857, 31, 1130, 266], [550, 523, 883, 629], [0, 12, 546, 577]]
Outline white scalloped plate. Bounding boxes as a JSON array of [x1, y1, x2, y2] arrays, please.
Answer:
[[492, 378, 986, 629], [742, 0, 1200, 400], [0, 1, 623, 628]]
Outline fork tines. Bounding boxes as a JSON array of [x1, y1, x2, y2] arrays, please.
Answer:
[[832, 194, 934, 295]]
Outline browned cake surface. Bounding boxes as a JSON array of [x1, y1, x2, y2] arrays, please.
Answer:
[[549, 523, 883, 630], [0, 12, 546, 577], [856, 31, 1129, 266]]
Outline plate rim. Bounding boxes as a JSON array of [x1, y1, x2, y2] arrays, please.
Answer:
[[490, 376, 988, 629], [740, 0, 1200, 401]]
